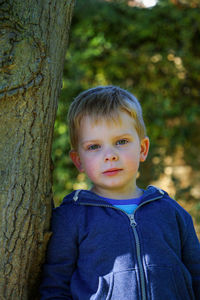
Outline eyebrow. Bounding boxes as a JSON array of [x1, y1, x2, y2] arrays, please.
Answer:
[[81, 139, 100, 146], [115, 133, 133, 139], [81, 133, 133, 146]]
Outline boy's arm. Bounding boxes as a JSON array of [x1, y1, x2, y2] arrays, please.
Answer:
[[40, 204, 78, 299], [182, 215, 200, 299]]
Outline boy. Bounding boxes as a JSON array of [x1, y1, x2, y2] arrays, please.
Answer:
[[40, 86, 200, 299]]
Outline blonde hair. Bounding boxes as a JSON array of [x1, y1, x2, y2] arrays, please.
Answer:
[[68, 85, 146, 149]]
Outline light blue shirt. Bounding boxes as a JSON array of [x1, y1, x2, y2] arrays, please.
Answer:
[[103, 196, 143, 214]]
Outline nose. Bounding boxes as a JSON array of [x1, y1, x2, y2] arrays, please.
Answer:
[[104, 151, 118, 162]]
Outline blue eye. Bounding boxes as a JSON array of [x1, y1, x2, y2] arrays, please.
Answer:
[[88, 144, 100, 150], [116, 139, 128, 145]]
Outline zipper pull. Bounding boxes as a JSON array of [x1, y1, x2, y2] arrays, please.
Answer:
[[129, 214, 137, 227]]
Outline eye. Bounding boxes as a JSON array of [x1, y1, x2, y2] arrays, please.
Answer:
[[116, 139, 128, 146], [87, 144, 101, 151]]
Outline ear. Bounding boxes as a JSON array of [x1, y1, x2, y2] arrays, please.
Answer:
[[140, 137, 150, 162], [69, 150, 84, 172]]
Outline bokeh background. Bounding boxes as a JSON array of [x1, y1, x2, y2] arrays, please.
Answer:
[[52, 0, 200, 237]]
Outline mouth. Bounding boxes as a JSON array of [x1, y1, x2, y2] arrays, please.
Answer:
[[103, 168, 123, 176]]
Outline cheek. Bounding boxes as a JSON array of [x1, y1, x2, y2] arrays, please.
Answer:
[[84, 164, 99, 182], [80, 154, 99, 178], [122, 151, 140, 168]]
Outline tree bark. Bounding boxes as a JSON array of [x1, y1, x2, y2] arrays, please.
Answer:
[[0, 0, 75, 299]]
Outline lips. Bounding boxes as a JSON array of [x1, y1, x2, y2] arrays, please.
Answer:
[[103, 168, 123, 176]]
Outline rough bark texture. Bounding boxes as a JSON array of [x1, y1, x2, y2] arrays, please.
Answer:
[[0, 0, 75, 299]]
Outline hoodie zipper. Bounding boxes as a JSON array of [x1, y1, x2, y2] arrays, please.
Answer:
[[77, 195, 162, 300], [129, 214, 146, 300], [128, 197, 162, 300]]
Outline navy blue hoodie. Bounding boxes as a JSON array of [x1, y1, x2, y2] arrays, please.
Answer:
[[40, 186, 200, 299]]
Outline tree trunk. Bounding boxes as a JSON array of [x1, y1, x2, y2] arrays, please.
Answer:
[[0, 0, 75, 299]]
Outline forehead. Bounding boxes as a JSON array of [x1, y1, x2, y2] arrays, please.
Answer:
[[79, 111, 136, 131]]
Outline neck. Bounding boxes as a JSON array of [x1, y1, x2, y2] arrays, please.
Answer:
[[90, 185, 143, 200]]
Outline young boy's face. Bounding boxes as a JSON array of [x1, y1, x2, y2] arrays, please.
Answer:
[[70, 111, 149, 199]]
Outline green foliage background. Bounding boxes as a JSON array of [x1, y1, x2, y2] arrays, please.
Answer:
[[52, 0, 200, 234]]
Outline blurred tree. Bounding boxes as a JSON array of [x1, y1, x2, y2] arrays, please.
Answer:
[[53, 0, 200, 234], [0, 0, 74, 299], [170, 0, 200, 8]]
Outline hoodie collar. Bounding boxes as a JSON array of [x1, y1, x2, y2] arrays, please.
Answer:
[[72, 185, 165, 206]]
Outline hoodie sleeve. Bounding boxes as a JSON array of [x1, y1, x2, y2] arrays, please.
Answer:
[[182, 215, 200, 299], [40, 203, 78, 299]]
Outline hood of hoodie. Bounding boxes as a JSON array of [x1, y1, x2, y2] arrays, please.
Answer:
[[68, 185, 165, 208]]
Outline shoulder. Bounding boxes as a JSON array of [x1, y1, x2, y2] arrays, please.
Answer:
[[53, 191, 75, 212], [52, 191, 82, 225], [50, 191, 85, 238], [158, 188, 194, 228], [147, 185, 193, 224], [146, 186, 196, 243], [162, 191, 189, 214]]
